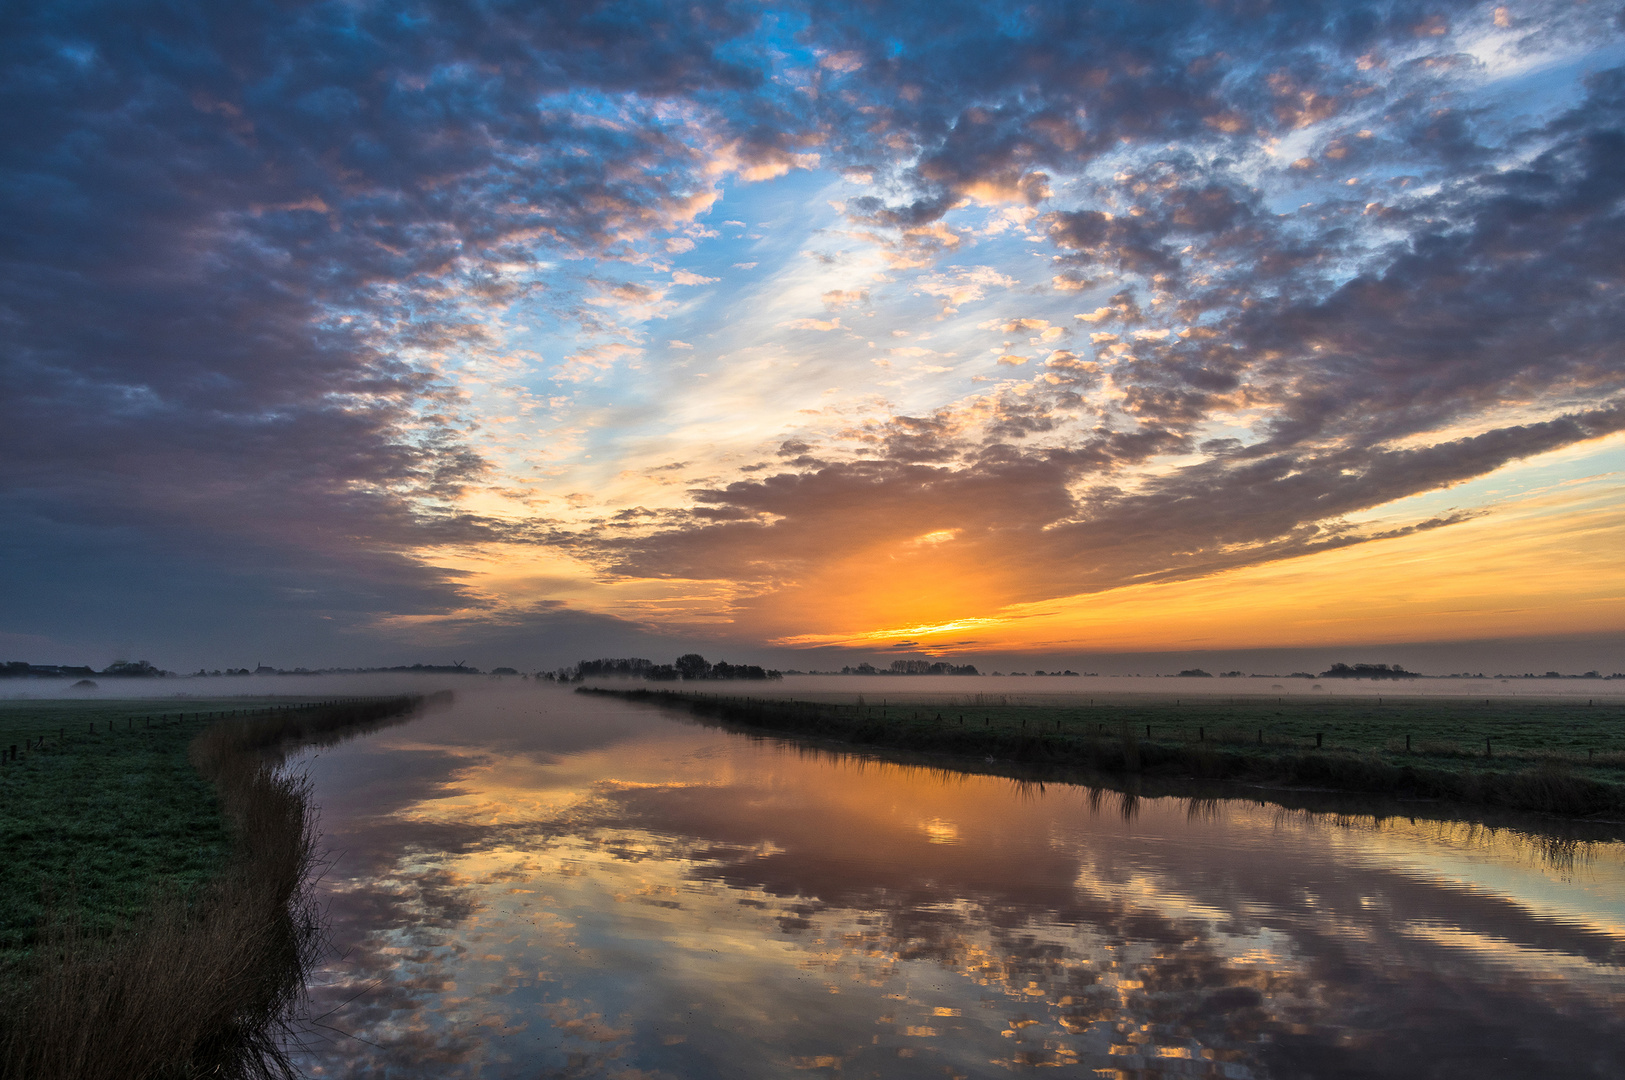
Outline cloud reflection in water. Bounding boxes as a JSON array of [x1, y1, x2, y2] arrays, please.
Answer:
[[291, 689, 1625, 1078]]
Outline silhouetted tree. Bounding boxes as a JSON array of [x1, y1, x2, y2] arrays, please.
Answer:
[[102, 660, 165, 678], [1319, 663, 1418, 680], [675, 653, 711, 680]]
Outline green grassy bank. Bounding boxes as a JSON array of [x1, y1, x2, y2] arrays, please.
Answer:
[[0, 693, 431, 1079], [583, 688, 1625, 818]]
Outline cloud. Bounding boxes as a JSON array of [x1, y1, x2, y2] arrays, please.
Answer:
[[558, 343, 643, 381], [1075, 291, 1143, 324], [6, 0, 1625, 663], [818, 50, 865, 73], [915, 266, 1017, 314], [0, 0, 792, 608], [602, 405, 1625, 629], [586, 279, 672, 318], [820, 289, 870, 310], [586, 42, 1625, 625], [978, 317, 1051, 334]]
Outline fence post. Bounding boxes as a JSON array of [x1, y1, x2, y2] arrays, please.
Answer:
[[1316, 732, 1323, 748]]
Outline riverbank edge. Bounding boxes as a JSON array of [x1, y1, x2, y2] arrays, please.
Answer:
[[582, 687, 1625, 823], [0, 692, 440, 1080]]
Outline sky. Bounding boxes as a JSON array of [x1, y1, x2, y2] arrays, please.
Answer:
[[4, 0, 1625, 674]]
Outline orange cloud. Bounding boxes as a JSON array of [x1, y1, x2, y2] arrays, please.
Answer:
[[767, 473, 1625, 653]]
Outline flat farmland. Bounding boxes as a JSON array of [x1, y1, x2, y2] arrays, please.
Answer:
[[0, 696, 323, 958]]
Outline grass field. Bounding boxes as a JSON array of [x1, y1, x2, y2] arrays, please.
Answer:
[[639, 689, 1625, 761], [0, 696, 370, 960], [0, 692, 431, 1079], [585, 688, 1625, 817]]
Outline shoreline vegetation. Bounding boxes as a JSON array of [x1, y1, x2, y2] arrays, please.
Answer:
[[0, 693, 437, 1080], [581, 687, 1625, 822]]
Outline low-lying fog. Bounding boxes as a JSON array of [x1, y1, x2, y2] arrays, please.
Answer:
[[5, 671, 1623, 703]]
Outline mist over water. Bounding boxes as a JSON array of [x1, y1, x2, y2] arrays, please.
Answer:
[[0, 673, 468, 702], [660, 673, 1625, 702], [281, 683, 1625, 1078], [7, 671, 1624, 705]]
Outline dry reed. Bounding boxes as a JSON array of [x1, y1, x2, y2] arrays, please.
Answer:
[[0, 694, 426, 1080]]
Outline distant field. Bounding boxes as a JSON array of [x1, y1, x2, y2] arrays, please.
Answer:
[[0, 697, 318, 959], [654, 689, 1625, 764]]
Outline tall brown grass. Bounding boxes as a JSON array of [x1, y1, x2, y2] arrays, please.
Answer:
[[0, 694, 426, 1080]]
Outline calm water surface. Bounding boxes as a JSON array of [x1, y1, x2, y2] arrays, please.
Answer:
[[289, 687, 1625, 1079]]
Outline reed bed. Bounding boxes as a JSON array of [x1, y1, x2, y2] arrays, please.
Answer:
[[0, 694, 428, 1080]]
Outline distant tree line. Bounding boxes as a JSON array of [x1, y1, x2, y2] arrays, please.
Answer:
[[1, 660, 169, 678], [541, 654, 782, 682], [2, 660, 510, 679], [20, 654, 1615, 686], [839, 660, 981, 675], [1318, 663, 1420, 680], [189, 662, 484, 676], [1173, 663, 1423, 679], [573, 658, 655, 678]]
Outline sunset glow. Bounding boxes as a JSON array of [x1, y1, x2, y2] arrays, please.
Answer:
[[5, 0, 1625, 670]]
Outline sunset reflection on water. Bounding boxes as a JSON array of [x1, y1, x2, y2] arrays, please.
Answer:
[[290, 686, 1625, 1079]]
